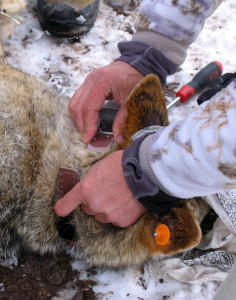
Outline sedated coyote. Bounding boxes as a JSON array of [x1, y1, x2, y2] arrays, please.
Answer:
[[0, 55, 209, 267]]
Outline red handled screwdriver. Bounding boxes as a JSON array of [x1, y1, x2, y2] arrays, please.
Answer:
[[167, 61, 223, 109]]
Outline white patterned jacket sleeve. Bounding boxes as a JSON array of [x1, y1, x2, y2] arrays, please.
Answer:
[[133, 0, 222, 66], [139, 79, 236, 199]]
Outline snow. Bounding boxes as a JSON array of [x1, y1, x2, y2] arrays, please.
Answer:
[[2, 0, 236, 299]]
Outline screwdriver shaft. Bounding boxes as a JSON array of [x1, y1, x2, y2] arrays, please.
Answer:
[[167, 96, 180, 109]]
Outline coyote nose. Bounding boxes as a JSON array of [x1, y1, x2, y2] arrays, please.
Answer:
[[57, 215, 77, 241]]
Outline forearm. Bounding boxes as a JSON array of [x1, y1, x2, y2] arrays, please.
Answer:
[[116, 0, 222, 84], [133, 0, 223, 65]]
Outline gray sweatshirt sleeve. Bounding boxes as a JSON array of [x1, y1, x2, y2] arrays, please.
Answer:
[[133, 0, 223, 66], [116, 1, 222, 89]]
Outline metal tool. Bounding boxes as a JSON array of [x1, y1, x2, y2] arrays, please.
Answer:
[[167, 61, 223, 109], [87, 101, 119, 152]]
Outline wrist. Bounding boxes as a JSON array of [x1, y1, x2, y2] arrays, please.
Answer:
[[122, 133, 159, 199], [110, 60, 144, 88], [115, 41, 177, 86], [122, 132, 180, 215]]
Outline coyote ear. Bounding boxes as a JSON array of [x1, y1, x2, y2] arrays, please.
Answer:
[[141, 202, 202, 256], [120, 74, 169, 149]]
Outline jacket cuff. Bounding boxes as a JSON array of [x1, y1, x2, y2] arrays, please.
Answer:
[[122, 133, 181, 214], [132, 31, 188, 66], [115, 41, 177, 86]]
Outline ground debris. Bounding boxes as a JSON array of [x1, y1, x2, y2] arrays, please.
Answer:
[[0, 252, 79, 299], [76, 278, 97, 288]]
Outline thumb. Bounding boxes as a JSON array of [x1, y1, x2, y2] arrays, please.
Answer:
[[113, 104, 127, 144], [54, 183, 83, 217]]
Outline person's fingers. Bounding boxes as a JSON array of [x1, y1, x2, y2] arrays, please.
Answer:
[[94, 213, 112, 224], [69, 71, 113, 143], [112, 104, 127, 143], [81, 203, 97, 216], [83, 108, 100, 144], [54, 183, 84, 217], [69, 87, 103, 134], [114, 210, 144, 227], [111, 219, 133, 228], [94, 210, 128, 226], [68, 88, 84, 133]]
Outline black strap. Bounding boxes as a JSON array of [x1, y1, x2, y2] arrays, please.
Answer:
[[197, 72, 236, 105]]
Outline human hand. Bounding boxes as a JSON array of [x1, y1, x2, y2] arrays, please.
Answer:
[[54, 151, 147, 227], [69, 61, 144, 144]]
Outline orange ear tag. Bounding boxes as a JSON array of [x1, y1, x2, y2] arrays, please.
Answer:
[[154, 224, 170, 246]]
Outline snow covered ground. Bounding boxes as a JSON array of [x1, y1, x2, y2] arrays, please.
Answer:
[[2, 0, 236, 299]]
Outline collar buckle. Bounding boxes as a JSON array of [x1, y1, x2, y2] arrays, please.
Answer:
[[87, 101, 119, 152]]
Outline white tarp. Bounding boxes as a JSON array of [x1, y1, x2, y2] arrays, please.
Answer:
[[150, 190, 236, 283]]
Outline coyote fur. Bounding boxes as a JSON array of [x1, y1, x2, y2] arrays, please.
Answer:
[[0, 56, 210, 267]]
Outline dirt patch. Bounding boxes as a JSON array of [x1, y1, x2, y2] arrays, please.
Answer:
[[0, 252, 96, 299]]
